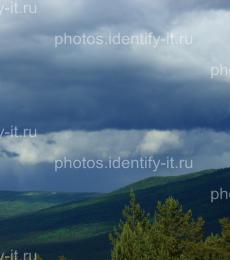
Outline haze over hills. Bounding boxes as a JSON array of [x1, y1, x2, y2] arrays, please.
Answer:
[[0, 168, 229, 259]]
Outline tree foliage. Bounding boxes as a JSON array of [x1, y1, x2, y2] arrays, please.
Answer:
[[110, 192, 230, 260]]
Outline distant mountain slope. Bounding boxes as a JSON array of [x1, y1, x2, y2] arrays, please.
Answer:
[[0, 191, 99, 219], [114, 169, 216, 193], [0, 168, 229, 260]]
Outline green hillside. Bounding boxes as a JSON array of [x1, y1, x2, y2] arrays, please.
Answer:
[[0, 168, 229, 259], [0, 191, 98, 219]]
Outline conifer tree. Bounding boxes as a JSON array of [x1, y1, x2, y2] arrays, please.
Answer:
[[110, 192, 230, 260], [110, 190, 150, 260]]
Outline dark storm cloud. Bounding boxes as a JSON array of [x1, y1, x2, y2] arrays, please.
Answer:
[[0, 72, 230, 133], [0, 0, 230, 134]]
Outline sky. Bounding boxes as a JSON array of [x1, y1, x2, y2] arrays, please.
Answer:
[[0, 0, 230, 192]]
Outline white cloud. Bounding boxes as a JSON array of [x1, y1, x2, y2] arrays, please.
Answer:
[[132, 10, 230, 82], [0, 128, 230, 172], [0, 129, 181, 165], [138, 130, 181, 154]]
